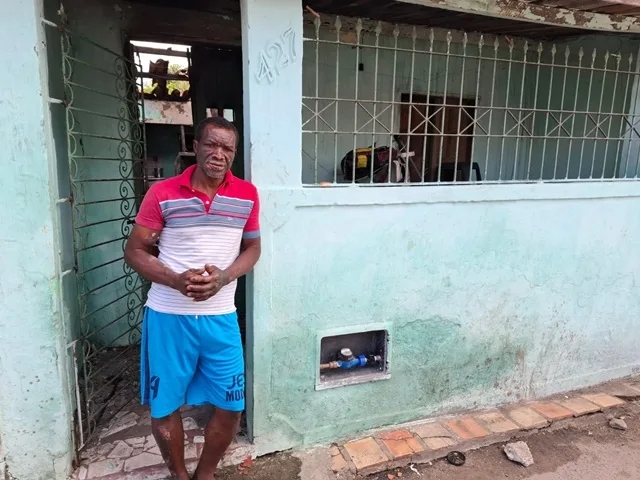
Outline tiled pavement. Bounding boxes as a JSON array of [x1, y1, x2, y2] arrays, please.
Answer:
[[73, 378, 640, 479], [331, 379, 640, 476], [72, 404, 253, 480]]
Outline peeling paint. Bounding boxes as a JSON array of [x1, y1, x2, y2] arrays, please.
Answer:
[[143, 99, 193, 125], [400, 0, 640, 32], [521, 6, 546, 23]]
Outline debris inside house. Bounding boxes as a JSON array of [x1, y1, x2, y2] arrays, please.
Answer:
[[145, 58, 190, 100]]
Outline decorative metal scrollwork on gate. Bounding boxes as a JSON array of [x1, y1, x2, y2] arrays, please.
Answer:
[[53, 19, 148, 450]]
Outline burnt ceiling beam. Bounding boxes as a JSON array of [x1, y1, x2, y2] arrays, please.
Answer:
[[396, 0, 640, 32], [120, 2, 241, 45]]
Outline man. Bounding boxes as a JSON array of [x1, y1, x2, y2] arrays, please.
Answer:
[[124, 116, 260, 480]]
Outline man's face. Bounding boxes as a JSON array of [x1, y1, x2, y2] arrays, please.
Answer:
[[194, 126, 237, 180]]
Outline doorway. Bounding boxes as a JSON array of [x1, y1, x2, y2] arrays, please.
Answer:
[[189, 45, 247, 341], [400, 93, 476, 182], [143, 44, 247, 341], [48, 22, 250, 473], [138, 42, 251, 438]]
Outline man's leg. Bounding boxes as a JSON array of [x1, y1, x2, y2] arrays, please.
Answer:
[[141, 308, 200, 479], [186, 312, 245, 479], [152, 411, 190, 480], [193, 408, 241, 479]]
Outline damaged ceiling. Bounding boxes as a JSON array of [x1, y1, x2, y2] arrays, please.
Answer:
[[305, 0, 594, 38], [523, 0, 640, 18], [122, 0, 640, 40]]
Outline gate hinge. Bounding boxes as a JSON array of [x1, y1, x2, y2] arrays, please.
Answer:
[[56, 194, 74, 205]]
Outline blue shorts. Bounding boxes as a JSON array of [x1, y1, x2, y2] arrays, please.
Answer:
[[140, 307, 245, 418]]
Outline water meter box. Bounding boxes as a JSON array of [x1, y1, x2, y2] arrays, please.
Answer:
[[317, 329, 389, 389]]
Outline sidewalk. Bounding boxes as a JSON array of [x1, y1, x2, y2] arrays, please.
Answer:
[[71, 377, 640, 479], [368, 399, 640, 480], [330, 385, 636, 476]]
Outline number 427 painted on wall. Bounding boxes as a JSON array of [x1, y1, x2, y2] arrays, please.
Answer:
[[255, 28, 297, 84]]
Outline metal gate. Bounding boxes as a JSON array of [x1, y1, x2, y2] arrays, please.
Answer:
[[44, 18, 148, 451]]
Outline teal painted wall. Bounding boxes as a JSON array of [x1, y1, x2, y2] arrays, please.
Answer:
[[0, 0, 72, 478], [251, 183, 640, 454], [247, 0, 640, 456]]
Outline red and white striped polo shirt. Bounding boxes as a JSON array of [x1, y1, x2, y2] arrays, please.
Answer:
[[135, 165, 260, 315]]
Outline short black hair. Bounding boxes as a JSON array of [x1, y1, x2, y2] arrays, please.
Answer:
[[194, 116, 239, 145]]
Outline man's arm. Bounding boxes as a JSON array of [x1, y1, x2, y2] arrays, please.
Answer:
[[124, 224, 204, 296], [224, 237, 261, 284]]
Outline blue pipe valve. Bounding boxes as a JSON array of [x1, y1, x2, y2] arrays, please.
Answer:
[[319, 348, 382, 371], [337, 354, 368, 369]]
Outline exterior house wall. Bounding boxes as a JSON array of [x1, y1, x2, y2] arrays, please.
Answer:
[[3, 2, 640, 479], [0, 0, 73, 478], [251, 183, 640, 454], [247, 0, 640, 455]]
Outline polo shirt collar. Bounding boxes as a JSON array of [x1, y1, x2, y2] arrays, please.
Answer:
[[178, 164, 235, 189]]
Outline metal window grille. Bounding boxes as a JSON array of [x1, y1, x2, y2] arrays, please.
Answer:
[[302, 14, 640, 185]]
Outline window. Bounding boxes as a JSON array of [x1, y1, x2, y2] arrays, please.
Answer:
[[302, 15, 640, 185]]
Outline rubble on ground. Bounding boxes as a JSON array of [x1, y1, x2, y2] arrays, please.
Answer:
[[504, 441, 534, 467], [609, 418, 628, 430]]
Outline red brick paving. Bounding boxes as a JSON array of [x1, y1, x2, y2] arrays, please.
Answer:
[[530, 402, 574, 420], [582, 393, 626, 408], [343, 437, 388, 472], [378, 429, 413, 441], [380, 436, 424, 459], [445, 418, 489, 440], [475, 411, 520, 433], [559, 397, 601, 416], [506, 406, 549, 430]]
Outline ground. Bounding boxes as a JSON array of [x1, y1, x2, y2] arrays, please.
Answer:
[[213, 401, 640, 480], [75, 380, 639, 479], [371, 405, 640, 480]]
